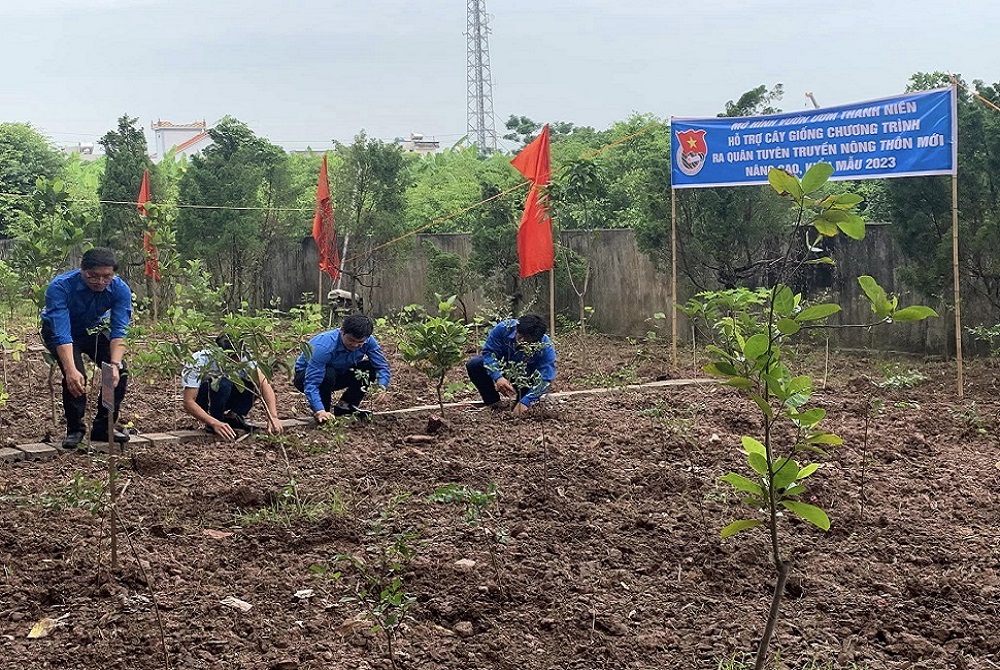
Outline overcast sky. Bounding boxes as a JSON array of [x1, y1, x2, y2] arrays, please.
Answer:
[[2, 0, 994, 153]]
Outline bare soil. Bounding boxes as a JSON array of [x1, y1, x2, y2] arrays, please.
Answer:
[[1, 332, 998, 669]]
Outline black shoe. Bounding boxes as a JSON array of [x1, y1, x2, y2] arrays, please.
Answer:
[[90, 429, 130, 444], [61, 431, 85, 450], [333, 403, 373, 421], [224, 413, 260, 433]]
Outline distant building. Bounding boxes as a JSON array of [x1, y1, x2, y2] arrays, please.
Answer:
[[151, 120, 212, 162], [395, 133, 440, 155], [61, 142, 99, 161]]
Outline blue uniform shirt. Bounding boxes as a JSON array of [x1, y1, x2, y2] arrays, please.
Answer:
[[294, 328, 391, 412], [40, 269, 133, 346], [481, 319, 556, 407]]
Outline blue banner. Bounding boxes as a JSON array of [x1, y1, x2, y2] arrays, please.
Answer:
[[670, 87, 956, 189]]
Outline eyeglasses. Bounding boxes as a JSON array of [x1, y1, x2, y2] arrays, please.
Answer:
[[82, 270, 115, 284]]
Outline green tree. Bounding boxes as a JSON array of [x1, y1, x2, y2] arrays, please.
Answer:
[[332, 132, 412, 309], [719, 83, 785, 117], [885, 72, 1000, 310], [0, 123, 65, 237], [176, 117, 294, 307], [97, 115, 152, 272]]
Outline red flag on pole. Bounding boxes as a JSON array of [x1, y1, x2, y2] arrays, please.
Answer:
[[510, 124, 554, 278], [312, 154, 340, 281], [137, 169, 160, 282]]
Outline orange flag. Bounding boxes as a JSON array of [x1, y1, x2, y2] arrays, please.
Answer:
[[137, 169, 160, 282], [312, 154, 340, 281], [510, 124, 554, 278]]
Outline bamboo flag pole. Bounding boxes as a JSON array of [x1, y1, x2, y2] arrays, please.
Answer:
[[670, 187, 678, 368], [949, 80, 964, 399], [952, 171, 964, 398], [549, 269, 556, 337]]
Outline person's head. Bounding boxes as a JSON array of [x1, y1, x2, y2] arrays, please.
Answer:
[[340, 313, 374, 351], [79, 247, 118, 292], [515, 313, 547, 344], [215, 334, 244, 361]]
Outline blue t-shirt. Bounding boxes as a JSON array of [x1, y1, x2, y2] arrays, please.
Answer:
[[294, 328, 391, 412], [481, 319, 556, 407], [40, 269, 133, 346]]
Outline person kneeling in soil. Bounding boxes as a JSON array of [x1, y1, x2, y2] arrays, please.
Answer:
[[41, 247, 133, 449], [293, 314, 391, 423], [181, 335, 283, 440], [466, 313, 556, 416]]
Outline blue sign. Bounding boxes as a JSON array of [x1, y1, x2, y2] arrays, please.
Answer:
[[671, 87, 956, 189]]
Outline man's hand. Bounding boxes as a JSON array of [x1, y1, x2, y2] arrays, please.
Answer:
[[315, 410, 333, 424], [495, 377, 515, 397], [110, 363, 121, 388], [513, 401, 530, 417], [211, 420, 238, 441], [265, 414, 284, 435], [64, 368, 87, 397]]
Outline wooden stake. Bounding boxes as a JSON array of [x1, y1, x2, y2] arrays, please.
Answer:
[[549, 268, 556, 337], [108, 411, 118, 572], [670, 188, 678, 367], [951, 172, 963, 398]]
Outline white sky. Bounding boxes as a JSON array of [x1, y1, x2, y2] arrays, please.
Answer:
[[1, 0, 993, 152]]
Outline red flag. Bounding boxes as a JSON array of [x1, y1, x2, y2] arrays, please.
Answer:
[[137, 169, 160, 282], [510, 124, 554, 278], [312, 154, 340, 281], [137, 168, 150, 216]]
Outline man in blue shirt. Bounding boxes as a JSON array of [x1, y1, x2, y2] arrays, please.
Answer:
[[40, 247, 133, 448], [466, 313, 556, 416], [293, 314, 391, 423]]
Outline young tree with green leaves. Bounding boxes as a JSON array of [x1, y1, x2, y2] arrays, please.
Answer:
[[684, 163, 936, 670]]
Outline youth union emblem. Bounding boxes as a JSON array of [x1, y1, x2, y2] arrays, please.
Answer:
[[676, 129, 708, 176]]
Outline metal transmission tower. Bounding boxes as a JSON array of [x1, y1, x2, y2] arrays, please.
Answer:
[[467, 0, 498, 153]]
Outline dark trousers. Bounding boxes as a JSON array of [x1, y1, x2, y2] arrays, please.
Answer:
[[43, 330, 128, 434], [466, 355, 528, 405], [293, 360, 376, 411], [195, 377, 256, 421]]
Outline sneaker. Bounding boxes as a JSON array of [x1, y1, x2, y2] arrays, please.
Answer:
[[90, 429, 130, 444], [61, 431, 85, 450], [332, 402, 373, 421], [224, 413, 260, 433]]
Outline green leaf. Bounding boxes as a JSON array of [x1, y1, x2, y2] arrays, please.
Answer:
[[720, 472, 764, 495], [858, 275, 887, 310], [892, 306, 939, 322], [833, 192, 864, 207], [797, 303, 841, 322], [726, 377, 753, 390], [800, 162, 833, 193], [787, 375, 812, 395], [781, 500, 831, 530], [806, 432, 843, 446], [741, 435, 766, 456], [703, 362, 736, 378], [805, 256, 836, 266], [837, 214, 866, 240], [721, 519, 763, 538], [748, 391, 774, 419], [792, 407, 826, 427], [768, 168, 803, 199], [813, 219, 839, 237], [748, 452, 769, 477], [783, 484, 806, 497], [797, 462, 822, 479], [743, 333, 770, 361], [772, 457, 800, 491], [776, 318, 800, 335], [773, 286, 795, 317]]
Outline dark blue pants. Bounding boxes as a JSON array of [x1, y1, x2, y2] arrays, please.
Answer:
[[293, 360, 376, 411], [195, 377, 255, 421], [466, 355, 528, 405], [43, 328, 128, 435]]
